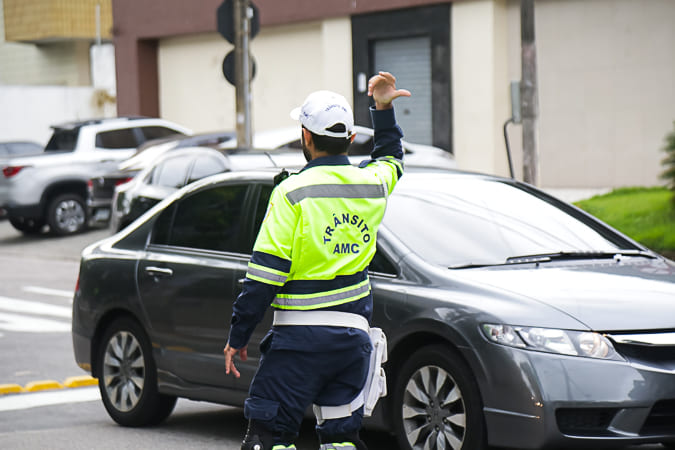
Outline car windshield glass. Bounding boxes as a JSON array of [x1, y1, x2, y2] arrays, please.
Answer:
[[45, 128, 79, 152], [384, 174, 635, 268]]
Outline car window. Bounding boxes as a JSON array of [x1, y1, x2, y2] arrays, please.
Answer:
[[45, 128, 79, 152], [347, 134, 374, 156], [95, 128, 139, 149], [6, 142, 43, 156], [188, 155, 227, 184], [141, 126, 183, 141], [153, 185, 249, 253], [249, 184, 274, 252], [151, 155, 192, 188], [369, 249, 398, 275]]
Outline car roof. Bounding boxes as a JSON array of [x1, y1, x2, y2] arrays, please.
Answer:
[[50, 116, 150, 130]]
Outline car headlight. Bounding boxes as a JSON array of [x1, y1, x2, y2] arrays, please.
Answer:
[[482, 324, 623, 360]]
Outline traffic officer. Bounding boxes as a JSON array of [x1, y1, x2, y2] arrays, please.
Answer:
[[224, 71, 410, 450]]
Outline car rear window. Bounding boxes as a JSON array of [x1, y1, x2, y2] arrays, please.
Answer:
[[45, 128, 79, 152], [96, 128, 139, 149], [141, 126, 183, 141]]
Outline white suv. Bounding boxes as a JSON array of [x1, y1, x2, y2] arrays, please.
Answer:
[[0, 117, 191, 235]]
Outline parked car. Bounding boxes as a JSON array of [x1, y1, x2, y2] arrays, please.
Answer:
[[72, 167, 675, 450], [223, 125, 456, 169], [0, 141, 43, 157], [0, 116, 190, 235], [109, 146, 305, 232], [88, 131, 235, 223], [0, 142, 44, 217]]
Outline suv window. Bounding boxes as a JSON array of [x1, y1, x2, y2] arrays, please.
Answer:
[[141, 126, 182, 141], [151, 155, 192, 188], [45, 128, 79, 152], [153, 185, 249, 253], [96, 128, 139, 149], [188, 155, 227, 184]]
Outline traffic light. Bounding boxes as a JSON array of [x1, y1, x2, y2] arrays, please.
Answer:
[[217, 0, 259, 85]]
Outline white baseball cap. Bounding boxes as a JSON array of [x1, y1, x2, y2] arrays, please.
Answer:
[[290, 90, 354, 138]]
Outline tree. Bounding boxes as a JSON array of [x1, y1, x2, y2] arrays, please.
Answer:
[[660, 121, 675, 201]]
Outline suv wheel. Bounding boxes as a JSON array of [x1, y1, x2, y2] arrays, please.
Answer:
[[9, 217, 45, 234], [47, 194, 87, 235], [392, 345, 486, 450], [97, 317, 176, 427]]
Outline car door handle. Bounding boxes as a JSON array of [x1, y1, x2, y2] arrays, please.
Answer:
[[145, 266, 173, 277], [237, 278, 246, 286]]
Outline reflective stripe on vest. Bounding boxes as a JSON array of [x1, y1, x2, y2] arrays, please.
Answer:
[[285, 183, 386, 206], [272, 278, 370, 310]]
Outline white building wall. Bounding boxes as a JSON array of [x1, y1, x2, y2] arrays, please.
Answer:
[[506, 0, 675, 188], [0, 85, 111, 143], [158, 18, 353, 135]]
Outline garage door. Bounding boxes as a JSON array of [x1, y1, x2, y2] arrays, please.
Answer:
[[374, 36, 432, 145]]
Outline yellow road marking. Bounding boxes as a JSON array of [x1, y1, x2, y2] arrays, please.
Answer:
[[0, 376, 98, 395]]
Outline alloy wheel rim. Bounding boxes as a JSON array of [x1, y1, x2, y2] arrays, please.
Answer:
[[402, 365, 466, 450], [54, 199, 85, 232], [103, 331, 145, 412]]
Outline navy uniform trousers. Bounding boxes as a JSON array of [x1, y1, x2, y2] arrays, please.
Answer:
[[244, 327, 372, 442]]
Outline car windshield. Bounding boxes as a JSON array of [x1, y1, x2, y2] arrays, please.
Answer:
[[384, 173, 635, 268], [45, 128, 79, 152]]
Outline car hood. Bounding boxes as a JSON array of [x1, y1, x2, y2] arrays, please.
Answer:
[[456, 258, 675, 331]]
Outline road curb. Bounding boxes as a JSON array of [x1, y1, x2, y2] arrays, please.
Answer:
[[0, 376, 98, 395]]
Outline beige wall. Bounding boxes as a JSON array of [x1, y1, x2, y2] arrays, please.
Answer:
[[453, 0, 512, 178], [506, 0, 675, 188], [158, 18, 353, 134], [157, 0, 674, 189]]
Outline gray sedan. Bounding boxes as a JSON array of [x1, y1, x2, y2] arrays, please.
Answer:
[[72, 168, 675, 450]]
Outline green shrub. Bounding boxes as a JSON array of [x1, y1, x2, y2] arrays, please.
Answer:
[[661, 121, 675, 198], [574, 187, 675, 258]]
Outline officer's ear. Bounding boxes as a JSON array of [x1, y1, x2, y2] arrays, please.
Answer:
[[301, 127, 313, 147]]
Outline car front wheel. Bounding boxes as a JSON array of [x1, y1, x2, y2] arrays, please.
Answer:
[[392, 344, 486, 450], [97, 317, 176, 427], [47, 193, 87, 235]]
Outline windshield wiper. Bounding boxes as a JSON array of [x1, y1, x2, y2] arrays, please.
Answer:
[[449, 250, 656, 270], [505, 250, 656, 265]]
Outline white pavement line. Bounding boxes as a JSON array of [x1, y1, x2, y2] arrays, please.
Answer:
[[23, 286, 74, 299], [0, 296, 71, 318], [0, 312, 70, 332], [0, 387, 100, 412]]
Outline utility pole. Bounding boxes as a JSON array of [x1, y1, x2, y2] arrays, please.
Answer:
[[234, 0, 252, 148], [520, 0, 539, 185]]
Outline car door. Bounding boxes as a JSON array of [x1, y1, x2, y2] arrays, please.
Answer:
[[136, 181, 273, 389]]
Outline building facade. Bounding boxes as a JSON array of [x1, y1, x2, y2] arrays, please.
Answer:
[[0, 0, 116, 143], [112, 0, 675, 189]]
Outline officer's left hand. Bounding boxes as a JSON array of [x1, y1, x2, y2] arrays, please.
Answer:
[[224, 343, 248, 378]]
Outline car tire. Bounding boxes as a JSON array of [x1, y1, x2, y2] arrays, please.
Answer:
[[391, 344, 486, 450], [46, 193, 87, 235], [8, 216, 45, 234], [97, 317, 177, 427]]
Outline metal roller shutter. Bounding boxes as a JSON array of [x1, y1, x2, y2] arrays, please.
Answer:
[[374, 36, 432, 145]]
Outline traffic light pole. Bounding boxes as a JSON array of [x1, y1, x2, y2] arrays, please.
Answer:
[[234, 0, 252, 149]]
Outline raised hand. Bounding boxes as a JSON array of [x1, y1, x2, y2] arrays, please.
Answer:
[[367, 71, 411, 110]]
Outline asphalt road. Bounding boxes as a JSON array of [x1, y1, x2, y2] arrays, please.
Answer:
[[0, 220, 669, 449]]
